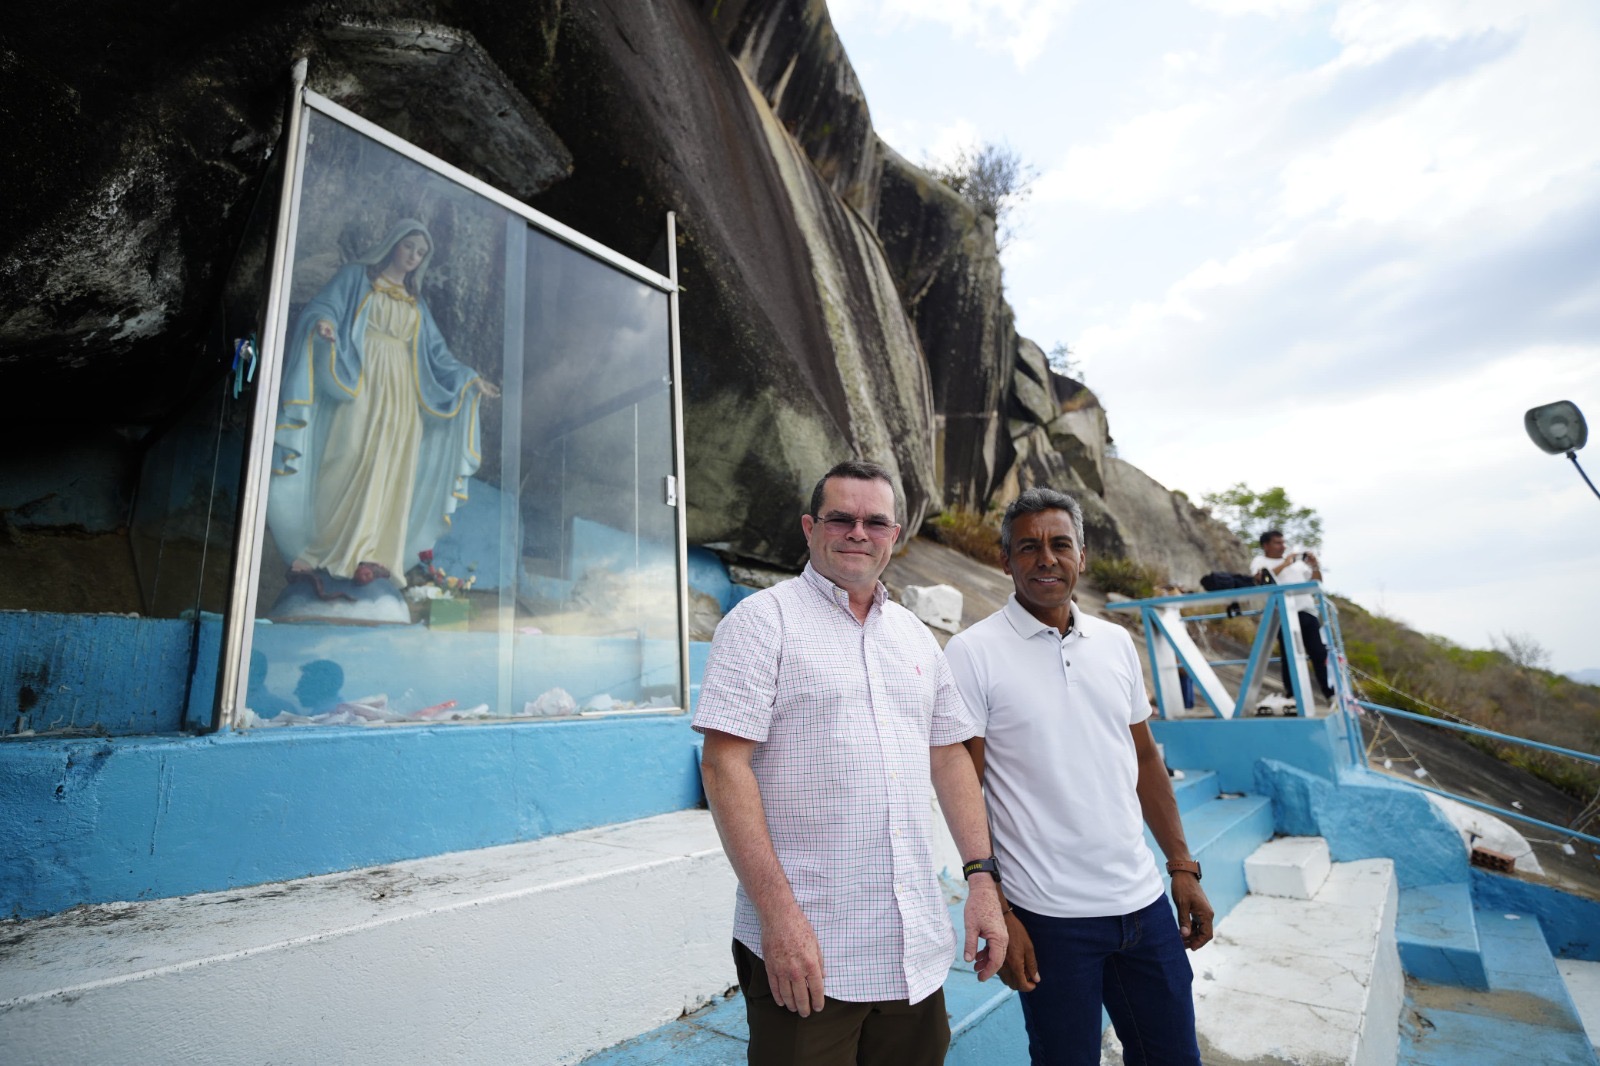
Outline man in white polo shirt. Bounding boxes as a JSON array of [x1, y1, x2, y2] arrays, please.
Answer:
[[945, 487, 1212, 1065]]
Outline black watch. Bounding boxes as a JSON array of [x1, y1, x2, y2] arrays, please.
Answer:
[[962, 857, 1001, 883]]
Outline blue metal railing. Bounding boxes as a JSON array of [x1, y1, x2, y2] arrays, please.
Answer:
[[1105, 583, 1599, 848]]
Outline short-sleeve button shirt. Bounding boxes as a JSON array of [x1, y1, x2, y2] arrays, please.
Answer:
[[693, 564, 977, 1004]]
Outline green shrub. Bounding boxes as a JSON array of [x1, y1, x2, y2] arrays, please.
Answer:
[[927, 507, 1004, 566], [1086, 557, 1167, 599]]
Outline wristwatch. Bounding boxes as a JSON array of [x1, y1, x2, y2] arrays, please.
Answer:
[[962, 857, 1001, 883], [1166, 859, 1202, 881]]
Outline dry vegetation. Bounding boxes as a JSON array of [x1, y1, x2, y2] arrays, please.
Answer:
[[1334, 597, 1600, 801], [925, 506, 1004, 566]]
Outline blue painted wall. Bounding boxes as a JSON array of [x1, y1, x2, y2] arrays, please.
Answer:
[[1255, 760, 1470, 887], [1, 599, 721, 918], [2, 612, 198, 736], [0, 711, 708, 919], [1151, 713, 1351, 793], [1470, 867, 1600, 961]]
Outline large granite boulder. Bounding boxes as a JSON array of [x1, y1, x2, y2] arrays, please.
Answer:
[[875, 146, 1016, 509], [526, 0, 939, 565], [0, 0, 1243, 588], [698, 0, 882, 217], [0, 2, 572, 423], [1102, 458, 1250, 586]]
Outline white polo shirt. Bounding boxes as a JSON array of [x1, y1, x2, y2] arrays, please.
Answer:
[[945, 596, 1164, 918]]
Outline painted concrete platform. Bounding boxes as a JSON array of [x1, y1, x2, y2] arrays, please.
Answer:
[[1189, 857, 1402, 1066], [1401, 909, 1599, 1065], [0, 810, 736, 1066], [1397, 882, 1489, 989], [1558, 959, 1600, 1057]]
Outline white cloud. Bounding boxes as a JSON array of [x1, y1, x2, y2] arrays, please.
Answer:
[[1034, 102, 1224, 211], [1190, 0, 1322, 16], [832, 0, 1078, 69]]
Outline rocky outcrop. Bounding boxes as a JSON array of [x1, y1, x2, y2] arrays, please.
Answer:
[[0, 0, 1243, 584], [1102, 459, 1251, 586]]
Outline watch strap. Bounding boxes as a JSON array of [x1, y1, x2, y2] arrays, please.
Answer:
[[1166, 859, 1202, 881], [962, 857, 1001, 883]]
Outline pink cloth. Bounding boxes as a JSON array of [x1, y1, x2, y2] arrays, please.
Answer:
[[693, 564, 977, 1004]]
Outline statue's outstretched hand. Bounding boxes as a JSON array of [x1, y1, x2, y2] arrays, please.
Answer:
[[474, 379, 501, 399]]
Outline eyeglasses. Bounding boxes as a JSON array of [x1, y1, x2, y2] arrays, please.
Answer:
[[816, 513, 900, 538]]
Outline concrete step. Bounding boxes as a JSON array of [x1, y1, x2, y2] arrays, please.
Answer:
[[1171, 768, 1221, 813], [1401, 908, 1599, 1065], [1396, 882, 1489, 989], [1187, 856, 1403, 1065], [1246, 834, 1332, 900], [1159, 792, 1276, 920], [0, 810, 735, 1066]]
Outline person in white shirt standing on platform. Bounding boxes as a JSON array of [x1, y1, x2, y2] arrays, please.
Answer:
[[694, 459, 1008, 1066], [1249, 529, 1335, 702], [945, 487, 1212, 1066]]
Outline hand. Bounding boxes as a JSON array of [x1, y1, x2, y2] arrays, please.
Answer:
[[997, 910, 1041, 992], [963, 876, 1009, 982], [1171, 873, 1215, 950], [315, 320, 336, 341], [473, 378, 501, 399], [760, 905, 826, 1017]]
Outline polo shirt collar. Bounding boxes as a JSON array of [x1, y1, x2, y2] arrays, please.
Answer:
[[1003, 594, 1087, 641], [802, 561, 887, 611]]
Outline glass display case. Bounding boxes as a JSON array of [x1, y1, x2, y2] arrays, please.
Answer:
[[219, 91, 687, 728]]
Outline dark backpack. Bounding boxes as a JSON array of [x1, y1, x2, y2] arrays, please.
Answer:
[[1200, 572, 1257, 591]]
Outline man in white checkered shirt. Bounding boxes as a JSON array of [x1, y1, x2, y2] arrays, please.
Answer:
[[695, 460, 1007, 1066]]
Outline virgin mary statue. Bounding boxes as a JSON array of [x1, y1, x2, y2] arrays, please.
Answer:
[[268, 220, 498, 594]]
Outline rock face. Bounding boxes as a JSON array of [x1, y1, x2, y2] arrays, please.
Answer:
[[0, 0, 1242, 587]]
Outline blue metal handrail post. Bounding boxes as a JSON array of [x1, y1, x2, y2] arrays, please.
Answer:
[[1318, 591, 1366, 769]]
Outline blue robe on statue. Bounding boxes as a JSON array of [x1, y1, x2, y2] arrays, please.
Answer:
[[268, 246, 483, 586]]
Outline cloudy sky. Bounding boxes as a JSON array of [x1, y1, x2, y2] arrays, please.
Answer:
[[830, 0, 1600, 674]]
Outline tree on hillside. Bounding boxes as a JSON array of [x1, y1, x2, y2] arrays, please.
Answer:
[[1202, 482, 1323, 549], [926, 141, 1035, 248], [1493, 631, 1552, 672]]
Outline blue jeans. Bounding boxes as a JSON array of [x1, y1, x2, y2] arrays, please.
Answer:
[[1012, 893, 1201, 1066]]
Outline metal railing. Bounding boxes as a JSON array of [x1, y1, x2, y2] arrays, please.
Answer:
[[1104, 583, 1600, 849]]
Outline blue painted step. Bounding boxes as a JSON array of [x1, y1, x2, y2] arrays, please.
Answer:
[[1151, 792, 1275, 920], [1397, 883, 1488, 989], [1401, 908, 1599, 1065], [1171, 769, 1220, 813]]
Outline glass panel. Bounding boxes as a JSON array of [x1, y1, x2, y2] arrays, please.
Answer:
[[244, 106, 682, 727], [514, 232, 677, 715]]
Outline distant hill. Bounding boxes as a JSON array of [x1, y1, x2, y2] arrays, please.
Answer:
[[1568, 668, 1600, 687]]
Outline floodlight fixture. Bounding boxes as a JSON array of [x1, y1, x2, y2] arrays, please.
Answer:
[[1525, 400, 1598, 501]]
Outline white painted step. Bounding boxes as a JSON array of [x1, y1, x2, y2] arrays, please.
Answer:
[[1191, 856, 1401, 1065], [1558, 958, 1600, 1059], [0, 810, 736, 1066], [1245, 835, 1332, 900]]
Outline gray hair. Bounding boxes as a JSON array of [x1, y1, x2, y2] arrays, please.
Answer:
[[1000, 487, 1085, 555], [809, 460, 897, 519]]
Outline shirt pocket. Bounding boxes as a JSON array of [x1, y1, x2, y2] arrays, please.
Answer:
[[877, 652, 936, 726]]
